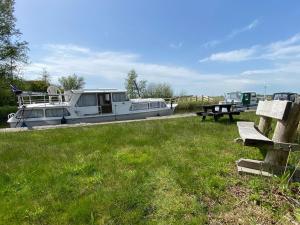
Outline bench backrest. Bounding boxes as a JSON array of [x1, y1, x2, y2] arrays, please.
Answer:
[[256, 100, 292, 120]]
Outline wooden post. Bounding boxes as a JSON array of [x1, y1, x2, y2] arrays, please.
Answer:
[[264, 102, 300, 166], [258, 116, 272, 136]]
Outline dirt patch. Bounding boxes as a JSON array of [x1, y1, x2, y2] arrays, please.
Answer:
[[208, 184, 299, 225]]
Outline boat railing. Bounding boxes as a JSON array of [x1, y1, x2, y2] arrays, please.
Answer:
[[17, 92, 70, 107], [8, 113, 16, 119]]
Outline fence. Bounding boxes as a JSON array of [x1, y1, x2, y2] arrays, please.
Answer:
[[165, 95, 222, 104], [164, 95, 223, 113]]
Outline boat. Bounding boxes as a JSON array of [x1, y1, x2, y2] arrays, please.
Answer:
[[7, 86, 176, 128], [272, 92, 298, 102], [219, 91, 258, 108]]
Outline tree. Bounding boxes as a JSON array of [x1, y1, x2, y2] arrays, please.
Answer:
[[40, 68, 51, 86], [124, 70, 147, 98], [0, 0, 29, 79], [24, 80, 48, 92], [58, 74, 85, 90], [144, 82, 173, 98], [0, 0, 29, 106]]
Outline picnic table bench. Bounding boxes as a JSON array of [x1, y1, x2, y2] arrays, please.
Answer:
[[235, 100, 300, 180], [197, 103, 243, 122]]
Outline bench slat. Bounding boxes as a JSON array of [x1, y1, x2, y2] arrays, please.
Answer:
[[237, 122, 273, 146], [256, 100, 291, 120]]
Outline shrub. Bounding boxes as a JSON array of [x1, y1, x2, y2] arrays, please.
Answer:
[[174, 98, 221, 113]]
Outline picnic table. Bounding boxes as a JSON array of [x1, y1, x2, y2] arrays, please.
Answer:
[[196, 103, 242, 122]]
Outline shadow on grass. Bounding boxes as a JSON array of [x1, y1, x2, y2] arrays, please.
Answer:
[[196, 115, 253, 125]]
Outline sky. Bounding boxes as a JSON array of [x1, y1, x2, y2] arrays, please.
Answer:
[[15, 0, 300, 95]]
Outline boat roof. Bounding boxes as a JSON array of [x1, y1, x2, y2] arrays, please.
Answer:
[[131, 98, 165, 102], [273, 92, 297, 95], [71, 89, 126, 94]]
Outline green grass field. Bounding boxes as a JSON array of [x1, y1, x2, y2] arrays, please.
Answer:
[[1, 112, 300, 224]]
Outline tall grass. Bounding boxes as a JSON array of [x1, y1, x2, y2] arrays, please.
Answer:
[[174, 97, 222, 113]]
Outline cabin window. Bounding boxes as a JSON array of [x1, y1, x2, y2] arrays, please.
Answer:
[[160, 102, 167, 108], [130, 103, 149, 110], [45, 108, 70, 117], [274, 93, 288, 100], [149, 102, 160, 108], [17, 109, 44, 119], [112, 93, 128, 102], [290, 94, 297, 102], [76, 94, 97, 107]]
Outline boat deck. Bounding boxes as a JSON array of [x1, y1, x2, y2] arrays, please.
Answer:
[[0, 113, 196, 133]]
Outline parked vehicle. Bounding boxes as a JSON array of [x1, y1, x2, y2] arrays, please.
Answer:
[[272, 92, 298, 102], [220, 91, 258, 108], [7, 86, 175, 128]]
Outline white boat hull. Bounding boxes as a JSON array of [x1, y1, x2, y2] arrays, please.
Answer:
[[9, 108, 173, 128]]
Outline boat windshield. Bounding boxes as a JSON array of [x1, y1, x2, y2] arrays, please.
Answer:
[[226, 92, 242, 101]]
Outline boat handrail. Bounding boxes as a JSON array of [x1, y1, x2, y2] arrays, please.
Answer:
[[17, 92, 71, 107], [8, 113, 15, 119]]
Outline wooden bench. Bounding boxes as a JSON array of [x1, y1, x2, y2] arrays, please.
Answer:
[[235, 100, 300, 180]]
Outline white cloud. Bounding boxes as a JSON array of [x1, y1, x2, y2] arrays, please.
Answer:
[[169, 42, 183, 49], [24, 43, 261, 95], [227, 19, 259, 39], [200, 33, 300, 62], [25, 44, 223, 94], [23, 41, 300, 95], [45, 44, 91, 54], [241, 61, 300, 76], [239, 61, 300, 93], [268, 33, 300, 50], [241, 68, 279, 76], [202, 19, 259, 48], [25, 44, 200, 83], [200, 48, 257, 62], [202, 40, 221, 48]]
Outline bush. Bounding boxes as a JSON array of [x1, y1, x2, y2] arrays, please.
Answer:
[[0, 106, 17, 127], [174, 98, 221, 113], [174, 102, 205, 113]]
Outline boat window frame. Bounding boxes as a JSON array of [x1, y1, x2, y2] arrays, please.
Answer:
[[45, 108, 70, 118], [130, 102, 149, 111], [112, 92, 129, 102], [160, 102, 167, 108], [16, 108, 44, 119], [149, 102, 160, 108], [75, 93, 98, 107]]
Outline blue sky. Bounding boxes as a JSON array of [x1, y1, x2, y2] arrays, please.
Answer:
[[15, 0, 300, 95]]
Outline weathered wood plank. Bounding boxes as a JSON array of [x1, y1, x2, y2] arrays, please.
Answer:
[[256, 100, 291, 120], [265, 102, 300, 166], [258, 116, 272, 135], [273, 142, 300, 152], [237, 158, 300, 181], [237, 122, 273, 146]]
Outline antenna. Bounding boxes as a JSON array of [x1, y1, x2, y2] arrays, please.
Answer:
[[264, 83, 267, 100], [133, 80, 141, 98]]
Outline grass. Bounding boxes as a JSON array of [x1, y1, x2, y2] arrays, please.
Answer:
[[174, 98, 221, 113], [0, 112, 300, 224]]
